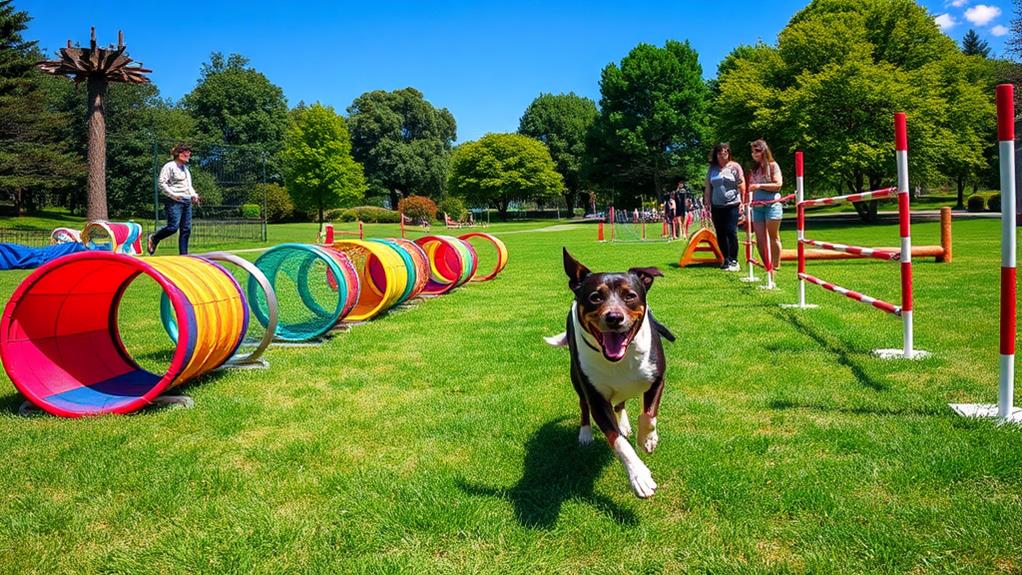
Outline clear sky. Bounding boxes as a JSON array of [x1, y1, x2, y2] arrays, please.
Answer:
[[18, 0, 1015, 143]]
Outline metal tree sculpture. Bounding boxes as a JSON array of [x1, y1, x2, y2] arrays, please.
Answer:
[[37, 28, 151, 221]]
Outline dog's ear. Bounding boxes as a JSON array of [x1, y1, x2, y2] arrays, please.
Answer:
[[629, 267, 663, 292], [563, 248, 591, 292]]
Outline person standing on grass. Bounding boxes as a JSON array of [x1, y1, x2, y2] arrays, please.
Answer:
[[148, 144, 200, 255], [705, 142, 744, 271], [748, 139, 784, 271]]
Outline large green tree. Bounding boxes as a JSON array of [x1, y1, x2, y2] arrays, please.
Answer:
[[448, 133, 563, 217], [713, 0, 995, 221], [586, 40, 709, 207], [183, 53, 288, 187], [347, 87, 456, 209], [518, 92, 597, 214], [0, 0, 80, 215], [281, 103, 366, 227]]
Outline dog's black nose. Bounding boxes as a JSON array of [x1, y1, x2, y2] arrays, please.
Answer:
[[605, 312, 624, 328]]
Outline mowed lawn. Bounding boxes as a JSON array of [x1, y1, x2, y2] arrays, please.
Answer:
[[0, 217, 1020, 574]]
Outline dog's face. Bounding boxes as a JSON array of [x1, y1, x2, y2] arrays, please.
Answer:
[[563, 248, 662, 362]]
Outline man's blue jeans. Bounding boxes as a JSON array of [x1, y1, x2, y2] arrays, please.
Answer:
[[152, 199, 193, 254]]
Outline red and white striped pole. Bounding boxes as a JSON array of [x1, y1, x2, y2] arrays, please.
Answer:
[[896, 113, 916, 359], [998, 84, 1017, 418], [741, 199, 759, 283], [609, 207, 616, 242], [782, 151, 815, 308]]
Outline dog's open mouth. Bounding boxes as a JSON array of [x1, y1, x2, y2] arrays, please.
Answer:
[[589, 323, 640, 362]]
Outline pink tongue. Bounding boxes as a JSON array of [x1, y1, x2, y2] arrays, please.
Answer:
[[602, 331, 628, 359]]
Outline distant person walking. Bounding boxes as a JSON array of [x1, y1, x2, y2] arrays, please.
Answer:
[[705, 143, 744, 271], [148, 144, 200, 255], [748, 139, 784, 270]]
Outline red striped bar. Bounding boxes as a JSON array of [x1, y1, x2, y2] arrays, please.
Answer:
[[1002, 267, 1016, 355], [895, 113, 908, 152], [800, 239, 900, 261], [749, 193, 797, 207], [795, 151, 803, 177], [799, 187, 897, 208], [749, 257, 767, 271], [798, 273, 901, 316], [998, 84, 1015, 141]]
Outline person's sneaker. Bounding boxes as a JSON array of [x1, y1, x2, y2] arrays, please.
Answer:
[[146, 233, 156, 256], [727, 261, 741, 272]]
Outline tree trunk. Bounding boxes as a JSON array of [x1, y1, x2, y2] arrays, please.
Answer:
[[956, 175, 966, 210], [563, 191, 576, 217], [389, 189, 400, 211], [86, 76, 109, 222], [13, 188, 24, 216], [318, 201, 324, 231], [497, 199, 508, 219]]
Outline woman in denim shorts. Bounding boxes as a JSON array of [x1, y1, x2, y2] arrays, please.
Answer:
[[748, 140, 784, 270]]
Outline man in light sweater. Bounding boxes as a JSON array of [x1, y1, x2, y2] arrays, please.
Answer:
[[148, 144, 200, 255]]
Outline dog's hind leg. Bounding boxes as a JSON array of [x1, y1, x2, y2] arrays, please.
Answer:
[[614, 402, 632, 437], [639, 375, 665, 454]]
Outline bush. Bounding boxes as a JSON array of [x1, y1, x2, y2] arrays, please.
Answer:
[[398, 195, 438, 222], [438, 196, 467, 221], [988, 193, 1001, 212], [241, 203, 261, 219], [324, 208, 346, 222], [967, 194, 986, 212], [252, 183, 293, 222], [339, 206, 401, 223]]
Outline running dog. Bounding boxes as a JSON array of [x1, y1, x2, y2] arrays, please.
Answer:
[[545, 248, 674, 498]]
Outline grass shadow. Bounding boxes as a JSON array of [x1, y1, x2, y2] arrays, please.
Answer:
[[457, 417, 638, 530], [767, 397, 945, 417], [770, 308, 888, 391]]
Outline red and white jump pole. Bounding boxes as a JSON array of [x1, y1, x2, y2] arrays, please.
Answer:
[[781, 151, 817, 309], [952, 83, 1022, 423], [740, 197, 761, 284], [784, 114, 927, 359]]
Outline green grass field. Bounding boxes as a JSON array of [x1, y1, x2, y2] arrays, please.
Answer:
[[0, 218, 1020, 574]]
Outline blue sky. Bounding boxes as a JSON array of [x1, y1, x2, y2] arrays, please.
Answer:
[[19, 0, 1015, 143]]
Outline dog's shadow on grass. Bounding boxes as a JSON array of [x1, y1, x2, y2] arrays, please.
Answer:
[[457, 417, 638, 530], [770, 308, 888, 391]]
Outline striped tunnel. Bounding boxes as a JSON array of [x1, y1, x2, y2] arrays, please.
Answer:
[[0, 252, 247, 417]]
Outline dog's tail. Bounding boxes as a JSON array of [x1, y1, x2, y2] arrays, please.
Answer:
[[543, 332, 568, 347]]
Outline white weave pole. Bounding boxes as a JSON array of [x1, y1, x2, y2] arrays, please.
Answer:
[[951, 83, 1021, 423]]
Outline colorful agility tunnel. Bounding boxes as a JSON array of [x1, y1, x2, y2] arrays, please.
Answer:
[[160, 252, 279, 367], [331, 240, 409, 321], [387, 238, 430, 300], [81, 221, 144, 255], [252, 243, 360, 341], [0, 252, 247, 417], [414, 235, 479, 295], [458, 232, 508, 282]]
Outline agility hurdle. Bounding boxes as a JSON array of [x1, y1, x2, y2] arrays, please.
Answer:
[[318, 222, 364, 245], [785, 114, 928, 360], [951, 84, 1022, 423], [740, 192, 796, 289]]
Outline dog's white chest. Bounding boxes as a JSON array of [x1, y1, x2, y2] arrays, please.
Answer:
[[572, 305, 658, 405]]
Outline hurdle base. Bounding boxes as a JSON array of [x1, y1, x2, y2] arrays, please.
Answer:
[[273, 337, 329, 347], [18, 401, 42, 417], [949, 403, 1022, 424], [872, 348, 931, 360], [739, 276, 760, 283], [757, 283, 779, 291], [150, 395, 194, 410], [221, 357, 270, 370], [779, 303, 818, 309]]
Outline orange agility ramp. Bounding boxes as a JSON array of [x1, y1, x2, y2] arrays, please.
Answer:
[[679, 228, 724, 267]]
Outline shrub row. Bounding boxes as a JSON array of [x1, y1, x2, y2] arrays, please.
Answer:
[[967, 193, 1001, 212]]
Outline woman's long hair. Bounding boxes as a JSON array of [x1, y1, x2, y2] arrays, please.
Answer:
[[708, 142, 731, 167], [750, 139, 774, 176]]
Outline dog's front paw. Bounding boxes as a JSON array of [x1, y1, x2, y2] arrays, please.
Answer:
[[627, 462, 657, 498], [638, 414, 658, 453], [578, 425, 594, 445]]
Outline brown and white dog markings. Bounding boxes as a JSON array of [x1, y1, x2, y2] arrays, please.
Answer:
[[545, 248, 675, 498]]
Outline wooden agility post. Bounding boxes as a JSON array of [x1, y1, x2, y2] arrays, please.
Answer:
[[780, 206, 952, 263]]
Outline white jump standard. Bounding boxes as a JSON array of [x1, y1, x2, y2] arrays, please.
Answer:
[[951, 83, 1022, 423], [785, 114, 928, 360]]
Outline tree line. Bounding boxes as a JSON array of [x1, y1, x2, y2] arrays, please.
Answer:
[[1, 0, 1019, 224]]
